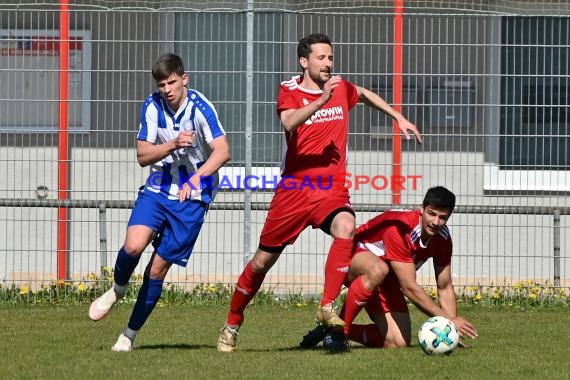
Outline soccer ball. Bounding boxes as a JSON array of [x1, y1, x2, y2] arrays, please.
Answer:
[[418, 316, 459, 355]]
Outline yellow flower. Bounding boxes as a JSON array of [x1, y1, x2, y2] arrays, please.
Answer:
[[77, 283, 86, 292], [430, 288, 437, 299], [19, 285, 29, 295], [474, 293, 482, 301], [87, 273, 96, 280], [529, 293, 538, 300], [493, 291, 501, 299]]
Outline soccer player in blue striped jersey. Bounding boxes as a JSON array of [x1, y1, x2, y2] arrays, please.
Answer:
[[88, 53, 230, 352]]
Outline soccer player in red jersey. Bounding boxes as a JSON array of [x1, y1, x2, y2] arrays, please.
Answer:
[[217, 33, 422, 352], [301, 186, 479, 351]]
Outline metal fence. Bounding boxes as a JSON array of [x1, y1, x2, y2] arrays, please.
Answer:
[[1, 1, 569, 295]]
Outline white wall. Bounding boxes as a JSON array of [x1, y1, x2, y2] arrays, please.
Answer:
[[1, 147, 568, 292]]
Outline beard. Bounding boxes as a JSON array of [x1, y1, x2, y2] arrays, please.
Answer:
[[308, 69, 330, 86]]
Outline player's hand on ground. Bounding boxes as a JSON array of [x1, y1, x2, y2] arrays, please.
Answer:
[[451, 316, 478, 340], [458, 339, 469, 349], [174, 131, 195, 148], [396, 117, 423, 144]]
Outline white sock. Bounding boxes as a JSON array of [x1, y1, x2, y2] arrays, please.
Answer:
[[123, 327, 138, 342], [114, 283, 128, 297]]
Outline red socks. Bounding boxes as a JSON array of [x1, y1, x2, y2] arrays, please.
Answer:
[[341, 276, 375, 333], [346, 324, 386, 348], [321, 237, 353, 306], [226, 261, 266, 327]]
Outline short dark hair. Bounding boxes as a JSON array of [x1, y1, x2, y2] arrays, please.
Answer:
[[152, 53, 185, 81], [297, 33, 332, 60], [422, 186, 456, 212]]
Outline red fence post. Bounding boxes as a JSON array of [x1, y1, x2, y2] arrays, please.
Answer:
[[392, 0, 404, 205], [57, 0, 70, 280]]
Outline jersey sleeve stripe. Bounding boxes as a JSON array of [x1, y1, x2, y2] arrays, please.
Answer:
[[137, 95, 154, 141], [189, 90, 225, 139], [138, 94, 162, 142], [438, 225, 451, 240]]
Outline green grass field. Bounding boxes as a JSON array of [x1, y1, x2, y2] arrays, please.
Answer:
[[1, 304, 569, 380]]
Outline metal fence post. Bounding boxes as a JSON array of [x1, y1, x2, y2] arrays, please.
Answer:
[[243, 1, 254, 265], [553, 209, 560, 287], [98, 203, 108, 274]]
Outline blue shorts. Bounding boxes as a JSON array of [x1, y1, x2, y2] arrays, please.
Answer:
[[128, 189, 208, 267]]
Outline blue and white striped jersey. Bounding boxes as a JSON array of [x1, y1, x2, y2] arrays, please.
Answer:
[[137, 89, 225, 203]]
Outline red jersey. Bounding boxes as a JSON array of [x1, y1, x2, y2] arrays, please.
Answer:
[[276, 75, 359, 180], [354, 209, 452, 270]]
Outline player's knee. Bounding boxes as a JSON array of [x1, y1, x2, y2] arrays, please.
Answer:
[[366, 261, 388, 287], [148, 265, 169, 280], [384, 340, 408, 349], [250, 252, 275, 273], [122, 241, 146, 256], [331, 216, 355, 238]]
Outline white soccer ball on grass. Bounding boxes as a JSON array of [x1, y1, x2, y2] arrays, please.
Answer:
[[418, 316, 459, 355]]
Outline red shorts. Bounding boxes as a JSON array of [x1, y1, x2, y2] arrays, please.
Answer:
[[351, 250, 409, 315], [365, 272, 409, 315], [259, 182, 353, 252]]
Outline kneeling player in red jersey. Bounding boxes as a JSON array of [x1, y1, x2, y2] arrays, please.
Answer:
[[301, 186, 478, 351]]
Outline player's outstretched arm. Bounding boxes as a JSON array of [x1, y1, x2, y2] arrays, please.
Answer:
[[435, 264, 478, 340], [393, 260, 477, 346], [355, 85, 423, 144], [391, 260, 449, 317], [434, 263, 458, 317]]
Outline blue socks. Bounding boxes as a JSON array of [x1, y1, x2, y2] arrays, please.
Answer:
[[114, 247, 140, 286], [127, 278, 164, 331], [114, 249, 165, 341]]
